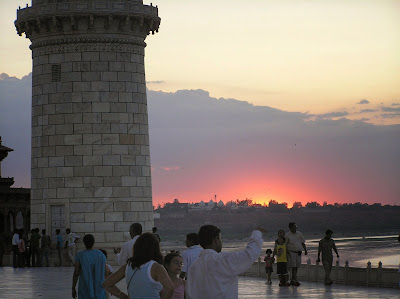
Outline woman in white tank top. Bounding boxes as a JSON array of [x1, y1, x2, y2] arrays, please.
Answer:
[[104, 233, 174, 299]]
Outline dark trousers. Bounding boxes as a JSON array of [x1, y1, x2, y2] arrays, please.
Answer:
[[26, 248, 31, 266], [0, 250, 4, 266], [12, 245, 18, 268], [18, 251, 25, 268], [31, 247, 40, 267]]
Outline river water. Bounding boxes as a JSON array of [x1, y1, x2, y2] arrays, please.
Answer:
[[161, 234, 400, 269]]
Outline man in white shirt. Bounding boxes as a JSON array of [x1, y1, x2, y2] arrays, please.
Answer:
[[114, 222, 142, 265], [180, 233, 203, 279], [12, 229, 20, 268], [285, 222, 307, 286], [65, 228, 80, 266], [187, 225, 264, 299]]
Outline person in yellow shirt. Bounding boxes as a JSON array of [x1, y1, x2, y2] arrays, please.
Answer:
[[274, 229, 290, 286]]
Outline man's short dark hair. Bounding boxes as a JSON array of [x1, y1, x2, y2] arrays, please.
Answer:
[[83, 234, 95, 249], [152, 227, 157, 233], [56, 229, 60, 234], [325, 229, 333, 235], [186, 233, 200, 245], [198, 225, 221, 249], [289, 222, 296, 229], [130, 223, 143, 235]]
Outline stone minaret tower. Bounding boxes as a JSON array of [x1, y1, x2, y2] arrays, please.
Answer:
[[15, 0, 160, 256]]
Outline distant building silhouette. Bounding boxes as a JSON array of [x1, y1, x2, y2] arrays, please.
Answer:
[[0, 137, 30, 238]]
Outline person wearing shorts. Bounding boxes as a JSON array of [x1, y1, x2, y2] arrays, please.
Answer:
[[285, 222, 307, 286]]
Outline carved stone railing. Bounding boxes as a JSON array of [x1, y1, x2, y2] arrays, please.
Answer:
[[242, 258, 400, 289], [15, 1, 160, 40]]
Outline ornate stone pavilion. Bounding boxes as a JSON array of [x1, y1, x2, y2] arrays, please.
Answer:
[[14, 0, 160, 256], [0, 137, 30, 241]]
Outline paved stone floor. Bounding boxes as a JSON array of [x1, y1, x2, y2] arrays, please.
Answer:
[[0, 267, 398, 298]]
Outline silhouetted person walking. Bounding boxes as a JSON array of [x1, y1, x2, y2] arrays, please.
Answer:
[[317, 229, 339, 285], [11, 229, 20, 268], [29, 228, 41, 267], [40, 229, 51, 267]]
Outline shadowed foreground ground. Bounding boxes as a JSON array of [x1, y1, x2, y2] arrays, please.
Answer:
[[0, 267, 398, 298]]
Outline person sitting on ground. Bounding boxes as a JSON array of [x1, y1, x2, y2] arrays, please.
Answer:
[[164, 252, 186, 299], [72, 234, 106, 299], [180, 233, 203, 279], [104, 232, 174, 299], [273, 229, 290, 286], [264, 249, 274, 285], [186, 225, 265, 299], [114, 223, 142, 266], [317, 229, 339, 285], [285, 222, 307, 286]]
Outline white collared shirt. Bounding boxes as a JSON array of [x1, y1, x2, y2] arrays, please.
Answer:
[[116, 235, 139, 265], [12, 233, 20, 245], [182, 245, 203, 276], [187, 230, 262, 299]]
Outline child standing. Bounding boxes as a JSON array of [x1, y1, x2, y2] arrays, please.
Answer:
[[274, 229, 290, 286], [164, 252, 186, 299], [264, 249, 274, 284]]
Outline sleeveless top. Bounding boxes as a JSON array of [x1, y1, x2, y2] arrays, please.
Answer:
[[171, 279, 185, 299], [276, 243, 287, 263], [126, 260, 163, 298]]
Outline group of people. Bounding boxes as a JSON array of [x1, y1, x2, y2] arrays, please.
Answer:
[[72, 222, 340, 298], [263, 223, 339, 286], [71, 223, 264, 299], [9, 227, 80, 268]]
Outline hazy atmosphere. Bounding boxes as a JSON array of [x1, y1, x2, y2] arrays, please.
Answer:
[[1, 0, 399, 207]]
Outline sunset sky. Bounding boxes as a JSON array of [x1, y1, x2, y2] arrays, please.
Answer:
[[0, 1, 399, 207]]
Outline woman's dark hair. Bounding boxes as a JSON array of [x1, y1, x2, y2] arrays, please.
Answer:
[[163, 252, 182, 268], [127, 232, 163, 269], [83, 234, 95, 249], [198, 225, 221, 248], [266, 249, 272, 254]]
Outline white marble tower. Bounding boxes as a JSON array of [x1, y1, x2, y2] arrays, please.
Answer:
[[15, 0, 160, 255]]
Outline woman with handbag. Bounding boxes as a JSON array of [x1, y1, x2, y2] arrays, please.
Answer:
[[104, 233, 174, 299]]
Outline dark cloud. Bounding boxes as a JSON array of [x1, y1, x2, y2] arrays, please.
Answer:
[[381, 106, 400, 112], [0, 73, 32, 187], [1, 75, 400, 205], [360, 109, 378, 113], [357, 99, 369, 105], [381, 113, 400, 119], [147, 80, 165, 84], [316, 111, 349, 119]]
